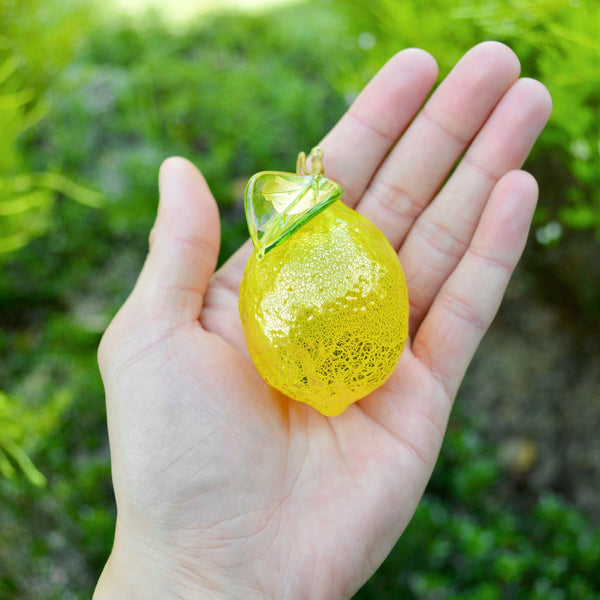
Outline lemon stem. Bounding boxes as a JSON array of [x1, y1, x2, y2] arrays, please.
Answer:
[[296, 147, 324, 176]]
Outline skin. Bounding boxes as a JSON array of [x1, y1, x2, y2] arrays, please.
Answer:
[[93, 42, 552, 600]]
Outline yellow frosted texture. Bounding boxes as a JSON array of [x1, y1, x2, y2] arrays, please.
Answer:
[[239, 201, 409, 416]]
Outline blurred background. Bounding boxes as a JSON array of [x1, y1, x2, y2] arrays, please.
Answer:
[[1, 0, 599, 597]]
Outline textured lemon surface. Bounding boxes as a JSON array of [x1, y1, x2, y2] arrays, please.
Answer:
[[239, 200, 409, 416]]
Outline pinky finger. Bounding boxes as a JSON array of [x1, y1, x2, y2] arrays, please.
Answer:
[[412, 170, 538, 401]]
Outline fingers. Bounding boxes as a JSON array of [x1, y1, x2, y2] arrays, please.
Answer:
[[401, 77, 552, 332], [412, 170, 538, 401], [320, 48, 439, 207], [132, 157, 221, 325], [356, 41, 521, 248]]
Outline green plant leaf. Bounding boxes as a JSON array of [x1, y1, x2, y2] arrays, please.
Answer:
[[0, 190, 50, 215], [0, 231, 29, 253], [0, 449, 16, 478], [2, 439, 46, 487], [39, 172, 104, 208]]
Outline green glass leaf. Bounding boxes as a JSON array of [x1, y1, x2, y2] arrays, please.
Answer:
[[245, 171, 343, 257]]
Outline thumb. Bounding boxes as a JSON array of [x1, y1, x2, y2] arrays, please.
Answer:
[[132, 156, 221, 324]]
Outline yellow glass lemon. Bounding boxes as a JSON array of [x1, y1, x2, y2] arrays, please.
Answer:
[[239, 148, 409, 416]]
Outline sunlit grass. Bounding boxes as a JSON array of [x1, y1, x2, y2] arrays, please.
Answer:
[[107, 0, 305, 24]]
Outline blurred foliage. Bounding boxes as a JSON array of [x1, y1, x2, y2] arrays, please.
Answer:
[[0, 0, 102, 257], [1, 0, 599, 598], [330, 0, 600, 242], [355, 423, 600, 599], [0, 390, 59, 486]]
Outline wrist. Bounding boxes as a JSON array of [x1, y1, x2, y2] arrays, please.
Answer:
[[93, 525, 199, 600], [93, 521, 268, 600]]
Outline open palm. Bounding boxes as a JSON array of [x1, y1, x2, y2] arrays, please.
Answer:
[[94, 43, 551, 600]]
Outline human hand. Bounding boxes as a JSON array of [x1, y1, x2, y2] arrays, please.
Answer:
[[93, 42, 551, 600]]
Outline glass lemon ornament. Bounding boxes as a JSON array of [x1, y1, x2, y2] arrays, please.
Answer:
[[239, 148, 409, 416]]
